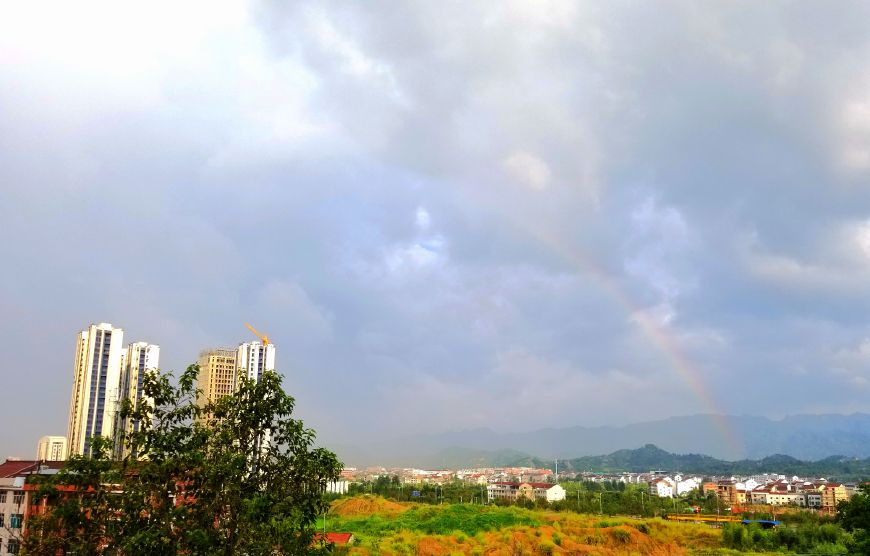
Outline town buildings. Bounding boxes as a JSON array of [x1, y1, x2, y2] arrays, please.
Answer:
[[649, 475, 702, 498], [487, 482, 566, 503], [709, 478, 857, 510]]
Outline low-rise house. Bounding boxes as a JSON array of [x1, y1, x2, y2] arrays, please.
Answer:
[[717, 481, 747, 506], [676, 477, 700, 495], [0, 459, 65, 555], [820, 483, 850, 513], [650, 478, 674, 498], [325, 480, 349, 495], [805, 491, 822, 508], [486, 482, 565, 503], [0, 477, 26, 554]]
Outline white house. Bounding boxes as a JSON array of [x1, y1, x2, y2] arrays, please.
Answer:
[[676, 477, 701, 496], [650, 478, 674, 498], [325, 480, 349, 495]]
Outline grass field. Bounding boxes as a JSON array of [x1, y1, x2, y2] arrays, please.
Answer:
[[321, 495, 728, 555]]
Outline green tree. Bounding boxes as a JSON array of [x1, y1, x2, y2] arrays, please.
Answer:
[[838, 482, 870, 553], [24, 365, 341, 555], [25, 436, 122, 555]]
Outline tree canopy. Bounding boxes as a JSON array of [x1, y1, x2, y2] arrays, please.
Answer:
[[837, 482, 870, 554], [25, 365, 342, 555]]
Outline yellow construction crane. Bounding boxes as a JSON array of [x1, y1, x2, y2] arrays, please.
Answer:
[[245, 323, 270, 345]]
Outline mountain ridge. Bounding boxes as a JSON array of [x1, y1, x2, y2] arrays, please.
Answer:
[[336, 412, 870, 467]]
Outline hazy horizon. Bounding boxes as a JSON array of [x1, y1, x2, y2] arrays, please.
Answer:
[[4, 2, 870, 459]]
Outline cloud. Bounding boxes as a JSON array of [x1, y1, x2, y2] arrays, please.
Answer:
[[503, 151, 552, 190], [4, 0, 870, 456], [415, 206, 431, 231]]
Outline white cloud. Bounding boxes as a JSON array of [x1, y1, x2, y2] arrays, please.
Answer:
[[503, 150, 552, 190], [739, 220, 870, 294], [830, 338, 870, 389], [624, 196, 694, 302], [385, 238, 447, 274], [415, 206, 431, 231]]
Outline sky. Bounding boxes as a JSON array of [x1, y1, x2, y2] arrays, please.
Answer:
[[2, 0, 870, 459]]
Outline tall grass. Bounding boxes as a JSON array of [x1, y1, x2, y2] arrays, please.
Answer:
[[329, 503, 540, 537]]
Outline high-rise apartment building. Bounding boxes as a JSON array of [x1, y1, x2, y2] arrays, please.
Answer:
[[36, 436, 67, 461], [67, 323, 124, 457], [237, 341, 276, 383], [115, 342, 159, 458], [196, 348, 239, 407]]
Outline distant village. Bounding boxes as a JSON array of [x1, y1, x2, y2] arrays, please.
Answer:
[[332, 465, 861, 512]]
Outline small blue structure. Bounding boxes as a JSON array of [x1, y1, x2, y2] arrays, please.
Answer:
[[742, 519, 780, 529]]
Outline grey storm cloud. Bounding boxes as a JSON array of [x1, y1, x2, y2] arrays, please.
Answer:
[[2, 0, 870, 458]]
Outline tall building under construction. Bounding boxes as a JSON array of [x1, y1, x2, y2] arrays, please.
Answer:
[[196, 348, 240, 407]]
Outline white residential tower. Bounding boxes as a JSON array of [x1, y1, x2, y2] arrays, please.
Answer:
[[116, 342, 160, 458], [237, 341, 276, 383], [67, 323, 124, 457]]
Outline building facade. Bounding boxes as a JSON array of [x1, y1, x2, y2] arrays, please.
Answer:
[[237, 341, 276, 383], [67, 323, 125, 457], [116, 342, 160, 458], [196, 348, 239, 407], [0, 459, 65, 555], [35, 436, 67, 461], [650, 478, 675, 498], [0, 477, 25, 554], [820, 483, 849, 513]]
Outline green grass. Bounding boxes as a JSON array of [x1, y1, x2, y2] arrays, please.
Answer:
[[328, 503, 540, 537]]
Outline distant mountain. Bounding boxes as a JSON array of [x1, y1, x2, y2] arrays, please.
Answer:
[[335, 413, 870, 467], [420, 444, 870, 481], [558, 444, 870, 481]]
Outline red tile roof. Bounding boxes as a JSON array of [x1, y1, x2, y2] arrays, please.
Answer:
[[0, 459, 65, 478], [314, 532, 354, 545], [525, 482, 558, 489]]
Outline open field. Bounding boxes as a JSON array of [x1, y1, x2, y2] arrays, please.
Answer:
[[324, 496, 728, 555]]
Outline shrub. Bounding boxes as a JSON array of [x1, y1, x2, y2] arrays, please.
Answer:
[[611, 528, 631, 544], [633, 522, 650, 534]]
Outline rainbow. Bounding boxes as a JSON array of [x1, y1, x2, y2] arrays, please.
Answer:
[[517, 220, 742, 456]]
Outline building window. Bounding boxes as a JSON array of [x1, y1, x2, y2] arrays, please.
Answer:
[[0, 514, 4, 527], [10, 514, 22, 529], [8, 539, 20, 554], [11, 492, 23, 505], [0, 491, 5, 503]]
